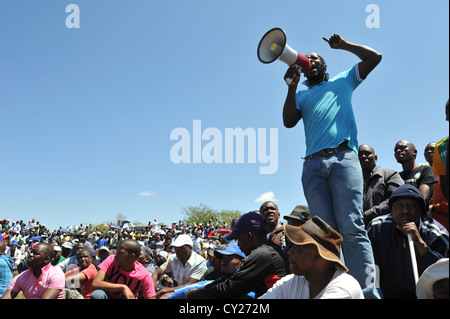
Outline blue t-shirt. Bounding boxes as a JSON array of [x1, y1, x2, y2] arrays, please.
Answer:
[[0, 255, 14, 296], [295, 64, 363, 157]]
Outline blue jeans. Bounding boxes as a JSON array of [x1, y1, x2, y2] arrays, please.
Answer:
[[302, 149, 382, 299]]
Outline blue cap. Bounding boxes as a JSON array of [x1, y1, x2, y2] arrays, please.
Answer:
[[215, 241, 246, 259], [10, 240, 19, 246]]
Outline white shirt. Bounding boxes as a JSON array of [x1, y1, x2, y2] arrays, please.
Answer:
[[6, 247, 23, 267], [12, 223, 21, 234], [259, 270, 364, 299], [192, 237, 203, 253], [163, 251, 207, 286]]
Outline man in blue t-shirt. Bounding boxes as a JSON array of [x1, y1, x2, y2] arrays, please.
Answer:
[[282, 33, 382, 299]]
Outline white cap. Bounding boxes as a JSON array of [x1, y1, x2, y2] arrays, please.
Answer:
[[170, 234, 193, 247]]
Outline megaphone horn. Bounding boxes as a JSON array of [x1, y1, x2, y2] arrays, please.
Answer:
[[257, 28, 311, 85]]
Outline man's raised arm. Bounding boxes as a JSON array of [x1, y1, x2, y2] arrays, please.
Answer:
[[323, 34, 382, 79]]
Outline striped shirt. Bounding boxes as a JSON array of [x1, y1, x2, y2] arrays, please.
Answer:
[[162, 252, 207, 286]]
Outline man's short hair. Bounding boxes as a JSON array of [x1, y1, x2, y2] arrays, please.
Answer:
[[120, 239, 141, 257], [37, 242, 56, 261], [77, 249, 92, 258]]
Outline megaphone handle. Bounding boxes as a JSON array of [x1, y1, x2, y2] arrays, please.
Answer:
[[285, 65, 302, 85]]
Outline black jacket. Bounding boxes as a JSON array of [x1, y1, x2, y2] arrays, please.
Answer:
[[367, 214, 449, 299], [186, 241, 289, 299], [363, 165, 404, 225]]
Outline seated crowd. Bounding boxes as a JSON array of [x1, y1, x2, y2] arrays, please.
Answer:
[[0, 139, 448, 300]]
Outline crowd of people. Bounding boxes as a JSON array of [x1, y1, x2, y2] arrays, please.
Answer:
[[0, 33, 448, 300], [0, 163, 448, 300], [0, 217, 233, 299]]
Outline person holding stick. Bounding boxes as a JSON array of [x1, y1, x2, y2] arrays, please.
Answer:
[[367, 184, 449, 298]]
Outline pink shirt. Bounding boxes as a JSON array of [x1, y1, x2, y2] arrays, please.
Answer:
[[99, 255, 155, 299], [9, 263, 65, 299]]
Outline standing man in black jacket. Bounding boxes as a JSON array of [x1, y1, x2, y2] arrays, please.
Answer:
[[358, 144, 404, 226]]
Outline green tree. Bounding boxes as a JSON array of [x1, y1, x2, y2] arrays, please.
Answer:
[[90, 223, 109, 233], [181, 203, 243, 228]]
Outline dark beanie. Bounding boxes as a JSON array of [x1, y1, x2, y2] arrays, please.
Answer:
[[388, 184, 427, 214]]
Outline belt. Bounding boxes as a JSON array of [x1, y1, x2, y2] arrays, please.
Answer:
[[304, 142, 352, 160]]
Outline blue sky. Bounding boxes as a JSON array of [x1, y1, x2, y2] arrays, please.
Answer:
[[0, 0, 448, 231]]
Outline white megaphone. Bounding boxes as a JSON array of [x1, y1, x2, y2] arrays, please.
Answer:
[[257, 28, 311, 85]]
